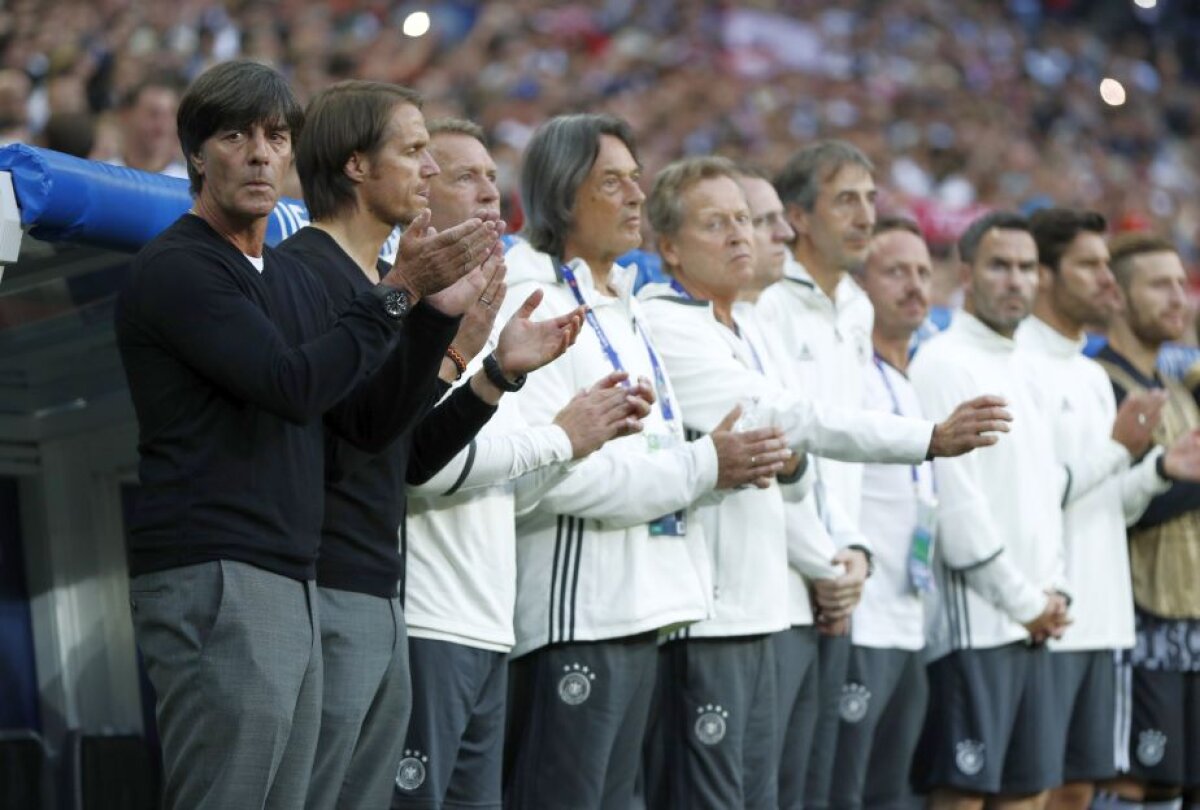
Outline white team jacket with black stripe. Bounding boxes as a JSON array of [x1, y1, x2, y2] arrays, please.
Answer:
[[757, 258, 877, 529], [1017, 316, 1169, 653], [910, 313, 1131, 659], [502, 243, 718, 658], [404, 359, 577, 653], [640, 284, 935, 637]]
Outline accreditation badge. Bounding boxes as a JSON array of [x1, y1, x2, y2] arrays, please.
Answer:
[[646, 432, 687, 537], [907, 495, 937, 594]]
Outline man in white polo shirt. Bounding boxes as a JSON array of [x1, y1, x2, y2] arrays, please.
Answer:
[[829, 216, 937, 809]]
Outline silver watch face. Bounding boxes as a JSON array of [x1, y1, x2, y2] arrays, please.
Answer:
[[383, 288, 410, 318]]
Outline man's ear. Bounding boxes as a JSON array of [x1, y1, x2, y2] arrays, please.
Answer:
[[658, 233, 680, 272], [344, 151, 368, 184], [785, 201, 809, 241]]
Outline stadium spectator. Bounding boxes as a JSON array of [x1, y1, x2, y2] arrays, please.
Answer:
[[109, 75, 188, 178]]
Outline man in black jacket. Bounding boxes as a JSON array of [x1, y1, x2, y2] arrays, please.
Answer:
[[282, 80, 587, 810], [116, 61, 498, 810]]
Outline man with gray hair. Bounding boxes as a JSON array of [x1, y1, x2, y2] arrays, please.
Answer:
[[500, 113, 794, 809]]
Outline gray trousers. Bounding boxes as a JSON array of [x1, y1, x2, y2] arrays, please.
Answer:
[[829, 646, 928, 810], [393, 638, 507, 809], [652, 635, 779, 810], [505, 634, 659, 810], [774, 626, 821, 810], [807, 631, 852, 809], [129, 560, 322, 810], [307, 587, 410, 810]]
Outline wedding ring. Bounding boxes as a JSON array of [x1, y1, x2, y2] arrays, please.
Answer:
[[480, 297, 493, 306], [750, 455, 757, 465]]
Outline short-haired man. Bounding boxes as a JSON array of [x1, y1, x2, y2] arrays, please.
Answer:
[[910, 211, 1140, 810], [116, 62, 493, 809], [758, 140, 1006, 809], [1021, 209, 1200, 810], [828, 217, 936, 809], [283, 82, 584, 810], [1095, 233, 1200, 810], [501, 114, 792, 809], [395, 118, 648, 810], [641, 157, 1007, 808], [735, 167, 792, 303]]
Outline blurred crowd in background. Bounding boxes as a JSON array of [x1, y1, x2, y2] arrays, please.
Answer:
[[3, 0, 1200, 306]]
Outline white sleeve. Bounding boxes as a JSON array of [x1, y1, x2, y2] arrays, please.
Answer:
[[911, 351, 1044, 623], [407, 424, 575, 496], [1120, 446, 1171, 525], [911, 353, 1005, 569], [506, 286, 719, 527], [820, 473, 870, 551], [961, 552, 1047, 625], [645, 302, 934, 464], [515, 435, 720, 529], [1061, 439, 1131, 506], [783, 494, 841, 580]]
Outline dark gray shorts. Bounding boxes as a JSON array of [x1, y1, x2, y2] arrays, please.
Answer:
[[915, 643, 1061, 796], [1118, 657, 1200, 788], [772, 626, 820, 810], [392, 638, 506, 809], [648, 635, 778, 810], [504, 634, 658, 810], [830, 645, 928, 810], [1048, 649, 1118, 784]]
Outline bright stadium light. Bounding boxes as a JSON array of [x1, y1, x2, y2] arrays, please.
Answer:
[[402, 11, 431, 37], [1100, 77, 1127, 106], [1133, 0, 1157, 8]]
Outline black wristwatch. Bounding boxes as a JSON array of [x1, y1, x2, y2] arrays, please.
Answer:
[[371, 284, 413, 320], [847, 544, 875, 578], [483, 352, 526, 392]]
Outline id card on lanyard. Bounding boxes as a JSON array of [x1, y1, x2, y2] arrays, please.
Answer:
[[873, 354, 938, 593], [564, 265, 686, 535]]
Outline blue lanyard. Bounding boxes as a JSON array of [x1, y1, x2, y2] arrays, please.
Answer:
[[873, 353, 921, 488], [562, 265, 678, 428], [669, 278, 765, 373]]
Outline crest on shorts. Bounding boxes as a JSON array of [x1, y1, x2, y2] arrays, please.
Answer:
[[955, 739, 985, 776], [395, 749, 428, 791], [558, 662, 596, 705], [838, 682, 871, 723], [1136, 730, 1167, 767], [694, 704, 729, 746]]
